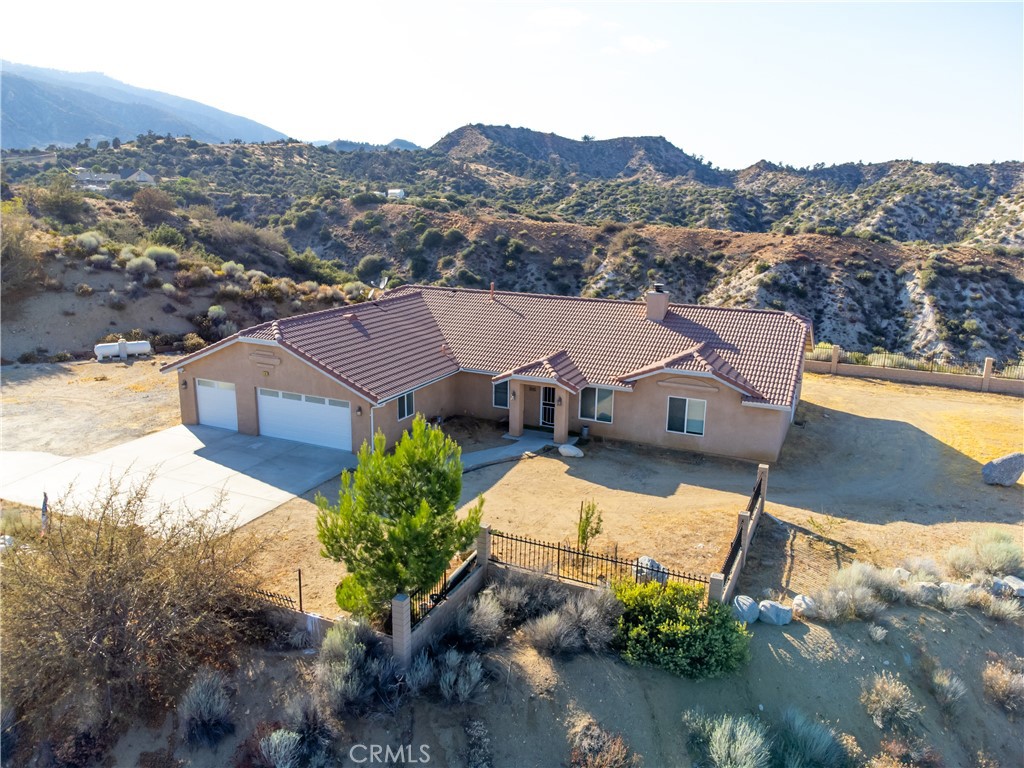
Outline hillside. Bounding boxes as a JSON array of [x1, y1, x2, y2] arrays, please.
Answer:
[[2, 159, 1022, 364], [0, 61, 286, 149]]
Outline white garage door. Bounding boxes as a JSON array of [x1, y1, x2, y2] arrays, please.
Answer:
[[196, 379, 238, 431], [257, 388, 352, 450]]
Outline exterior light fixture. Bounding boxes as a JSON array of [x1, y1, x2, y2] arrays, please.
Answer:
[[556, 396, 563, 406], [181, 380, 188, 389], [356, 406, 363, 416], [510, 389, 516, 401]]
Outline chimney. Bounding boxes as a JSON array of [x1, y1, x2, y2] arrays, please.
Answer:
[[490, 281, 495, 301], [645, 283, 669, 322]]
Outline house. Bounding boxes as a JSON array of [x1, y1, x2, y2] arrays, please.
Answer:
[[387, 189, 406, 199], [122, 169, 156, 185], [162, 285, 813, 463]]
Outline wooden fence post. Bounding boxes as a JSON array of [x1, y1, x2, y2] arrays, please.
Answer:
[[709, 572, 725, 603], [830, 344, 841, 374], [391, 594, 412, 672]]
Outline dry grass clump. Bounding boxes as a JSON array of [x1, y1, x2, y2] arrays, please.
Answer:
[[929, 668, 968, 717], [282, 692, 335, 767], [982, 654, 1024, 715], [436, 648, 487, 705], [982, 596, 1024, 623], [315, 622, 400, 717], [868, 624, 888, 643], [900, 557, 943, 583], [776, 708, 851, 768], [945, 529, 1022, 578], [861, 672, 922, 731], [832, 562, 904, 603], [813, 586, 884, 623], [522, 590, 622, 657], [682, 709, 772, 768], [568, 715, 642, 768], [868, 737, 944, 768], [179, 667, 234, 749]]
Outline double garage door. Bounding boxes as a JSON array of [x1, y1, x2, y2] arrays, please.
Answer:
[[195, 379, 351, 451]]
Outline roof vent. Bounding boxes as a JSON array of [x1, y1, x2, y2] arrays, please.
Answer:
[[271, 320, 283, 342]]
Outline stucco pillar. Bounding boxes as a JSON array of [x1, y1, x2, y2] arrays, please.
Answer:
[[391, 594, 412, 671], [982, 357, 994, 392], [738, 510, 752, 569], [553, 387, 570, 444], [475, 524, 491, 577], [829, 344, 840, 374], [709, 572, 725, 603], [178, 371, 198, 425], [509, 381, 524, 437]]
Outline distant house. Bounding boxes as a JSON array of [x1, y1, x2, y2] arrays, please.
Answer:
[[163, 285, 813, 463], [73, 167, 156, 190], [387, 189, 406, 199], [122, 169, 156, 185]]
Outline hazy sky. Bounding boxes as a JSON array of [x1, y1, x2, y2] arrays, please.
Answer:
[[2, 1, 1021, 168]]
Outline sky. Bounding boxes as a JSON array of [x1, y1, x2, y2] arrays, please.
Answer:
[[2, 1, 1021, 169]]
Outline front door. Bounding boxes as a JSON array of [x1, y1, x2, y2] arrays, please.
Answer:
[[540, 386, 556, 428]]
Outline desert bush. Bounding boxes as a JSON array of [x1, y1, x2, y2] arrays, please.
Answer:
[[938, 586, 971, 612], [283, 692, 334, 768], [524, 610, 584, 657], [107, 290, 126, 310], [149, 223, 186, 248], [568, 715, 642, 768], [75, 283, 93, 297], [133, 188, 175, 224], [776, 707, 850, 768], [869, 624, 888, 643], [87, 253, 111, 269], [74, 231, 103, 255], [355, 253, 387, 281], [161, 283, 177, 297], [900, 558, 942, 583], [613, 581, 750, 679], [983, 596, 1024, 622], [861, 672, 922, 731], [945, 529, 1022, 578], [982, 655, 1024, 715], [125, 255, 157, 276], [207, 304, 228, 322], [491, 569, 569, 623], [868, 737, 944, 768], [49, 351, 74, 363], [0, 476, 264, 743], [464, 593, 507, 648], [315, 622, 400, 717], [832, 563, 903, 603], [437, 648, 487, 705], [182, 333, 207, 353], [682, 708, 771, 768], [180, 667, 234, 749], [405, 651, 436, 697], [144, 245, 179, 268], [221, 260, 245, 278], [930, 668, 967, 717], [811, 586, 883, 623], [259, 728, 301, 768]]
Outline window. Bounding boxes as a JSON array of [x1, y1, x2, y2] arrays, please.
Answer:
[[579, 386, 614, 423], [493, 380, 509, 409], [667, 397, 706, 436], [397, 391, 414, 420]]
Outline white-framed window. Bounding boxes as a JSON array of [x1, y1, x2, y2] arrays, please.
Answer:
[[493, 380, 509, 409], [579, 386, 614, 423], [397, 391, 414, 420], [667, 397, 706, 436]]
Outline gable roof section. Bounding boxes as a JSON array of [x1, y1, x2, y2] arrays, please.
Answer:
[[167, 285, 811, 408]]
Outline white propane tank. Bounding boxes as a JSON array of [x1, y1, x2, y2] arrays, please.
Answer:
[[94, 338, 152, 361]]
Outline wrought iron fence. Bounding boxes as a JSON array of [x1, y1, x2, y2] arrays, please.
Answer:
[[407, 552, 480, 626], [242, 587, 297, 610], [807, 345, 1024, 379], [994, 360, 1024, 380], [489, 530, 709, 591]]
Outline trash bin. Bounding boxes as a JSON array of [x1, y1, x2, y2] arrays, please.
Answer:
[[581, 425, 590, 439]]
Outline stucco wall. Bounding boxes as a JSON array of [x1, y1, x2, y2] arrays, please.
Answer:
[[173, 340, 375, 447], [563, 373, 790, 463]]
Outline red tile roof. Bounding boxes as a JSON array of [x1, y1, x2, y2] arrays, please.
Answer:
[[167, 285, 811, 408]]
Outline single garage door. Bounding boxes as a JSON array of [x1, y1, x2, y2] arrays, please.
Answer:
[[196, 379, 238, 431], [257, 388, 352, 450]]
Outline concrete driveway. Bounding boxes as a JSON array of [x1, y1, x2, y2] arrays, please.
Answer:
[[0, 425, 356, 527]]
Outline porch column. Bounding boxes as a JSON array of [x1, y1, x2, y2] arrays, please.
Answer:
[[553, 387, 570, 444], [509, 380, 524, 437]]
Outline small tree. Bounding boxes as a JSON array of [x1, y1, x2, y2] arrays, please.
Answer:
[[576, 499, 603, 553], [316, 415, 484, 618], [132, 187, 175, 225]]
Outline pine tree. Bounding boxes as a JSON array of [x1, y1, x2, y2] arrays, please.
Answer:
[[316, 415, 483, 618]]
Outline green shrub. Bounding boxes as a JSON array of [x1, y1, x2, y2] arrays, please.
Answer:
[[945, 529, 1022, 578], [420, 228, 444, 250], [74, 231, 103, 255], [350, 191, 385, 206], [182, 333, 207, 353], [75, 283, 93, 297], [149, 224, 186, 249], [612, 581, 750, 678], [354, 254, 387, 281], [443, 228, 465, 245], [776, 707, 850, 767], [125, 256, 157, 276]]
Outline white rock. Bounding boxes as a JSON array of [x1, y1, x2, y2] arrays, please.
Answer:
[[1003, 574, 1024, 597], [633, 555, 668, 585], [792, 594, 818, 619], [991, 577, 1009, 596], [758, 600, 793, 626], [892, 567, 911, 582], [732, 595, 759, 624], [939, 581, 966, 596], [558, 443, 584, 458]]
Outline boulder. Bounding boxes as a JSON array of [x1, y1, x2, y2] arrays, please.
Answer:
[[559, 443, 585, 458], [758, 600, 793, 626], [634, 555, 668, 586], [732, 595, 759, 624], [892, 567, 911, 582], [991, 577, 1009, 596], [792, 594, 817, 619], [912, 582, 941, 604], [982, 452, 1024, 486], [939, 581, 965, 596], [1002, 574, 1024, 597]]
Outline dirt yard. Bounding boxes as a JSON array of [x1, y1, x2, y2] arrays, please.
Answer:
[[4, 362, 1023, 766]]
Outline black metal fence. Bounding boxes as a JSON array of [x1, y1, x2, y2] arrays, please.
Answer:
[[807, 345, 1024, 380], [489, 530, 709, 591], [720, 473, 766, 587], [407, 552, 480, 626], [243, 587, 297, 610]]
